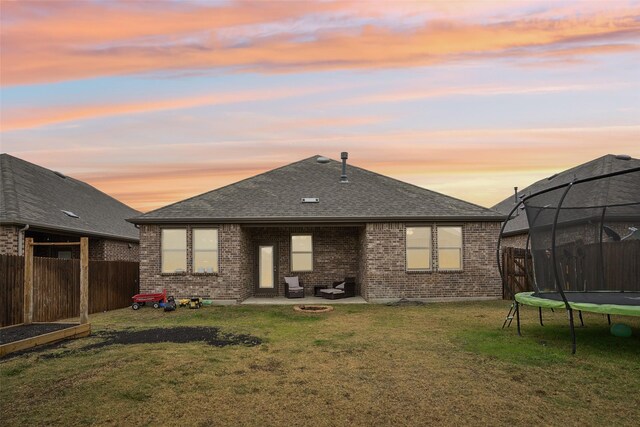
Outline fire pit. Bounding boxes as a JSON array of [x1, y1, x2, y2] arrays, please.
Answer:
[[294, 305, 334, 313]]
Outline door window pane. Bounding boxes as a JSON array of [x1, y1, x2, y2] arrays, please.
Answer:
[[259, 246, 274, 288], [162, 229, 186, 273]]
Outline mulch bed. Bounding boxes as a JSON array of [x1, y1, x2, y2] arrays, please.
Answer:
[[2, 326, 262, 359], [84, 327, 262, 350], [0, 323, 77, 345]]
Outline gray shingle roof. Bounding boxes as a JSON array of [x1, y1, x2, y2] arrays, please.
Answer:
[[131, 155, 503, 224], [492, 154, 640, 235], [0, 154, 140, 241]]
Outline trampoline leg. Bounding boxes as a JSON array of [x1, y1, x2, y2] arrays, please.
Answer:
[[538, 307, 544, 327], [607, 314, 611, 326], [578, 310, 584, 327], [516, 301, 521, 337], [568, 309, 577, 355]]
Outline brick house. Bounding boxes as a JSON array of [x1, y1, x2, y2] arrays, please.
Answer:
[[0, 154, 140, 261], [130, 154, 505, 303], [493, 154, 640, 249]]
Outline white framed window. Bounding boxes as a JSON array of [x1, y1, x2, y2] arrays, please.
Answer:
[[193, 228, 219, 273], [438, 226, 463, 270], [406, 226, 431, 270], [291, 234, 313, 272], [161, 229, 186, 273]]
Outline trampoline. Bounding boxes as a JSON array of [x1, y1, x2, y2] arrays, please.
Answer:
[[497, 159, 640, 353]]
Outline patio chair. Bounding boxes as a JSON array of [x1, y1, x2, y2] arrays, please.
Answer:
[[284, 276, 305, 299], [330, 277, 356, 297]]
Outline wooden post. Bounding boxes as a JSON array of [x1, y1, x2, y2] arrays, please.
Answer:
[[79, 237, 89, 325], [23, 238, 34, 324]]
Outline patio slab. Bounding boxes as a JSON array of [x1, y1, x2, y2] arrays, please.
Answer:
[[241, 296, 367, 305]]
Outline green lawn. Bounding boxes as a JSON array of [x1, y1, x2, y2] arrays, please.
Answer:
[[1, 301, 639, 426]]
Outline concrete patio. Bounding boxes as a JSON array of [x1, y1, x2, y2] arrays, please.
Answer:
[[241, 296, 367, 305]]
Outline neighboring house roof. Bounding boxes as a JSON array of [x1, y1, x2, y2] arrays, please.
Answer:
[[131, 155, 504, 224], [492, 154, 640, 236], [0, 154, 140, 241]]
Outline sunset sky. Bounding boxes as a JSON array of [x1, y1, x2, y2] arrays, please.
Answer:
[[1, 0, 639, 212]]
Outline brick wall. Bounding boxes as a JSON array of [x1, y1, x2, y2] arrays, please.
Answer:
[[139, 222, 502, 302], [361, 222, 502, 300], [139, 224, 360, 300], [91, 239, 139, 261], [0, 225, 20, 255], [139, 224, 251, 300], [501, 233, 528, 249], [246, 227, 360, 296]]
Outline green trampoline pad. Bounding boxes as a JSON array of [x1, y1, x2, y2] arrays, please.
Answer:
[[515, 292, 640, 317]]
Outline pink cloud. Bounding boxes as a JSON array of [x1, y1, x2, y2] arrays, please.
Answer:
[[1, 2, 638, 85]]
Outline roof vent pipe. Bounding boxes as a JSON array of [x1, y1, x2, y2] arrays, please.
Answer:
[[340, 152, 349, 183], [514, 187, 518, 204]]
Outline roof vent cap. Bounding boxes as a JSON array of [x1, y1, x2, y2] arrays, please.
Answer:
[[301, 198, 319, 203], [316, 156, 330, 164], [547, 173, 559, 181], [615, 154, 631, 160], [54, 171, 67, 179], [61, 210, 79, 218]]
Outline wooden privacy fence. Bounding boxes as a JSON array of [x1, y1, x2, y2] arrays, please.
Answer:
[[0, 254, 139, 326], [501, 240, 640, 300], [501, 247, 533, 300]]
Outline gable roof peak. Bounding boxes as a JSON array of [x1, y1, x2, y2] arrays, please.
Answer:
[[131, 155, 503, 224]]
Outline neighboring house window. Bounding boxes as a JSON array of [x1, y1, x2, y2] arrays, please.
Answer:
[[291, 234, 313, 272], [161, 229, 187, 273], [57, 251, 72, 259], [406, 226, 431, 270], [193, 228, 219, 273], [438, 226, 463, 270]]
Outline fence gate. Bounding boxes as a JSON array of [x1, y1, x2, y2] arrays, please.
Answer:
[[501, 247, 533, 300]]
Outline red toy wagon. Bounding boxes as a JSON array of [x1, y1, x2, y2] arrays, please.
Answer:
[[131, 289, 166, 310]]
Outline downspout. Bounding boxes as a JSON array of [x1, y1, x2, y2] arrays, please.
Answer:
[[18, 224, 29, 255]]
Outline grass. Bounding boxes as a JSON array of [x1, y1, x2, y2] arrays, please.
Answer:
[[1, 301, 639, 426]]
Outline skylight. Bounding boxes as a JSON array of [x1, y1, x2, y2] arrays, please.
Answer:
[[61, 210, 79, 218]]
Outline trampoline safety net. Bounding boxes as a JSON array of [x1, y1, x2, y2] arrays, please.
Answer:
[[524, 168, 640, 298]]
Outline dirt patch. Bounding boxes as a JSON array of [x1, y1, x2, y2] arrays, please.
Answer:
[[386, 298, 427, 307], [32, 327, 261, 359], [82, 327, 261, 350], [4, 327, 261, 360], [0, 323, 77, 345]]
